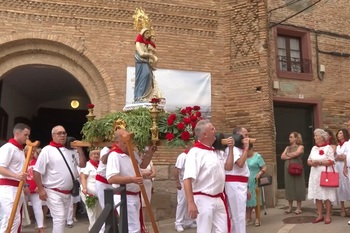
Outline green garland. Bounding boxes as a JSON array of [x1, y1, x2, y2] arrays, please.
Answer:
[[85, 195, 98, 210], [81, 107, 153, 151]]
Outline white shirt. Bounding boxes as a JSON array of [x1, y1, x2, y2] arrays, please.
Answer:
[[0, 142, 25, 181], [183, 147, 225, 195], [175, 152, 186, 181], [224, 146, 250, 177], [34, 146, 80, 190], [106, 151, 142, 193], [81, 161, 98, 195], [96, 153, 109, 178]]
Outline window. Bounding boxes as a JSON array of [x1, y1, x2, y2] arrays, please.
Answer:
[[274, 26, 313, 80]]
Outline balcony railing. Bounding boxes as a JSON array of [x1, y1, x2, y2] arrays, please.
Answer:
[[277, 55, 311, 74]]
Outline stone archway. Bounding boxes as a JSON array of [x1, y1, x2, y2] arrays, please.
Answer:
[[0, 32, 116, 115]]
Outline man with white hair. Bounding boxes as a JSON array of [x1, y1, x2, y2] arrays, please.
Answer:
[[34, 125, 86, 233]]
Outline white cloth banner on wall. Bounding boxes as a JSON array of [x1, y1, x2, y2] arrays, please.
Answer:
[[126, 67, 211, 117]]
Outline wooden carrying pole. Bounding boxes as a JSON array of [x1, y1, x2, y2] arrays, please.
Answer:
[[6, 139, 40, 233], [119, 130, 159, 233]]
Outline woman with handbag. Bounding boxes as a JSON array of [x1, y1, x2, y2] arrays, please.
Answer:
[[281, 132, 306, 215], [307, 128, 337, 224]]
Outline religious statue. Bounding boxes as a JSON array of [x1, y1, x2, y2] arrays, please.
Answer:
[[132, 8, 161, 103]]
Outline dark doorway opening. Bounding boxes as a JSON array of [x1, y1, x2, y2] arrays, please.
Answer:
[[274, 103, 314, 189], [31, 108, 87, 147]]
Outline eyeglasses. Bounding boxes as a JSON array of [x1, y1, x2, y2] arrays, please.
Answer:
[[53, 131, 67, 136]]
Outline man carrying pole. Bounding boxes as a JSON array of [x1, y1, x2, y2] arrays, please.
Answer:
[[0, 123, 31, 232], [106, 129, 156, 233]]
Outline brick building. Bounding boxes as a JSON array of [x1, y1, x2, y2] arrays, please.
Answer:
[[0, 0, 349, 220]]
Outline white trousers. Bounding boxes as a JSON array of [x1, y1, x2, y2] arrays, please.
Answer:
[[194, 195, 227, 233], [225, 182, 247, 233], [175, 183, 195, 227], [80, 192, 102, 231], [28, 193, 44, 228], [114, 194, 141, 233], [45, 188, 71, 233], [95, 181, 113, 209], [95, 181, 113, 233], [0, 186, 24, 233], [67, 194, 81, 224]]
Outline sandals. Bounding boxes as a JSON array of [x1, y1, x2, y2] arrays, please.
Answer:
[[284, 210, 292, 214], [255, 219, 260, 227], [294, 210, 302, 215]]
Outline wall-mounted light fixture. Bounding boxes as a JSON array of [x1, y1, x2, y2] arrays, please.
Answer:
[[70, 100, 80, 109]]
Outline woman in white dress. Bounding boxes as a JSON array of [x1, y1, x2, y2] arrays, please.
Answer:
[[307, 128, 337, 224], [140, 160, 156, 207], [335, 129, 350, 217]]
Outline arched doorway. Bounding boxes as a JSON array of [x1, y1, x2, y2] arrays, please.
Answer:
[[0, 34, 115, 146], [1, 65, 90, 146]]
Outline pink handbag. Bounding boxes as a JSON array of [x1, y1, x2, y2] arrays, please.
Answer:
[[320, 165, 339, 188]]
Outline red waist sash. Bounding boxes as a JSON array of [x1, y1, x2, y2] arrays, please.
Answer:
[[48, 187, 71, 195], [96, 174, 109, 184], [0, 178, 19, 187], [193, 192, 231, 233], [225, 175, 248, 183]]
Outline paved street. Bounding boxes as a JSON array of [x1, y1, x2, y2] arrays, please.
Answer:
[[22, 199, 350, 232]]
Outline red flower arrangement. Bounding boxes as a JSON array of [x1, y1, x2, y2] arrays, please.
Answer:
[[158, 105, 203, 147], [319, 150, 324, 155], [150, 98, 160, 104], [87, 103, 95, 109]]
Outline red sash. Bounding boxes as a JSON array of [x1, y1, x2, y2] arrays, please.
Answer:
[[96, 174, 109, 184], [225, 175, 249, 183], [48, 187, 71, 195], [193, 192, 231, 233], [0, 178, 19, 187]]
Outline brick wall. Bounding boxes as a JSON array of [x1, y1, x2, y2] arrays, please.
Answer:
[[0, 0, 274, 220]]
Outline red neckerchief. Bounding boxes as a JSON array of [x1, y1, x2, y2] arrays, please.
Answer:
[[184, 149, 190, 154], [316, 142, 328, 147], [8, 138, 23, 150], [193, 141, 215, 151], [135, 34, 149, 45], [89, 159, 99, 169], [148, 40, 156, 48], [110, 145, 125, 154], [49, 141, 65, 148], [339, 140, 346, 147]]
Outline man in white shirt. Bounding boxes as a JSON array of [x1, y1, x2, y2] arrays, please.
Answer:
[[106, 129, 156, 233], [0, 123, 30, 232], [183, 119, 234, 233], [225, 127, 251, 233], [33, 125, 86, 233]]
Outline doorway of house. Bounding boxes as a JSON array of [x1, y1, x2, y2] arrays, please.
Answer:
[[274, 103, 314, 189]]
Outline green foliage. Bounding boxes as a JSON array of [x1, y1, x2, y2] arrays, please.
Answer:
[[85, 195, 98, 210], [81, 107, 153, 151]]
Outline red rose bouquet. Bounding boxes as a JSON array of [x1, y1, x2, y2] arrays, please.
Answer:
[[158, 105, 202, 147]]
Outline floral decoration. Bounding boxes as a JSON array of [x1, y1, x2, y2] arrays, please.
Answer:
[[150, 98, 160, 104], [87, 103, 95, 109], [158, 105, 202, 147], [319, 149, 324, 155]]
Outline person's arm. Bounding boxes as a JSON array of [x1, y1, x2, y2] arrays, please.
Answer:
[[343, 155, 348, 177], [107, 175, 142, 185], [148, 164, 156, 179], [101, 153, 109, 164], [281, 147, 289, 160], [140, 146, 156, 169], [76, 147, 87, 168], [80, 172, 88, 195], [284, 146, 304, 159], [174, 167, 182, 190], [224, 137, 235, 171], [33, 171, 47, 201], [183, 178, 198, 219], [0, 167, 26, 181], [235, 138, 250, 168]]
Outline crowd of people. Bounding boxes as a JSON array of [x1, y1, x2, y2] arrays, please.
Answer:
[[4, 119, 350, 233], [281, 122, 350, 226]]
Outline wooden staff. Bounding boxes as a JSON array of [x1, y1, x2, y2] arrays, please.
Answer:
[[119, 130, 159, 233], [255, 178, 261, 226], [6, 139, 40, 233], [70, 140, 114, 148]]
